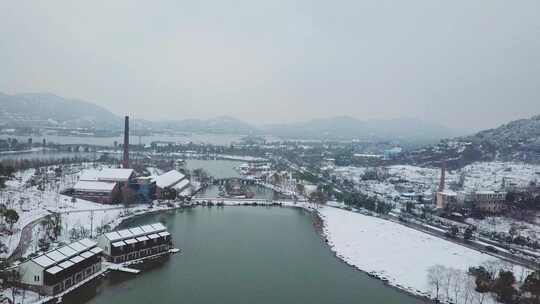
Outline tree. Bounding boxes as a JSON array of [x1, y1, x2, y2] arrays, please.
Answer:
[[447, 225, 459, 238], [296, 183, 305, 196], [309, 191, 327, 209], [43, 213, 62, 241], [492, 270, 518, 303], [464, 227, 474, 241], [427, 265, 446, 301], [469, 266, 493, 293], [521, 270, 540, 303], [508, 224, 519, 239], [4, 209, 19, 231], [376, 201, 392, 214]]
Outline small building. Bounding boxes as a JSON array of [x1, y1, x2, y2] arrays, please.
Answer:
[[435, 190, 458, 210], [72, 181, 119, 204], [472, 190, 507, 214], [97, 223, 172, 264], [135, 176, 156, 202], [154, 170, 190, 199], [383, 147, 403, 160], [17, 239, 103, 296]]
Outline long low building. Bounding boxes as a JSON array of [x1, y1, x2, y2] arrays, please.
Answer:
[[97, 223, 172, 264], [72, 180, 120, 204], [17, 239, 103, 296], [154, 170, 190, 198]]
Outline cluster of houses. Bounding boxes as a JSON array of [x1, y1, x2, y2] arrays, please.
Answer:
[[15, 223, 174, 296], [435, 189, 508, 214], [70, 168, 191, 204]]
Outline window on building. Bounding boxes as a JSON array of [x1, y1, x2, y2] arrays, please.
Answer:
[[34, 275, 40, 282]]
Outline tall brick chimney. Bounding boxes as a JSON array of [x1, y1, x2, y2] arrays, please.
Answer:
[[438, 160, 446, 192], [123, 116, 129, 169]]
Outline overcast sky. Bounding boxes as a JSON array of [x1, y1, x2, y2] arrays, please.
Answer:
[[1, 1, 539, 131]]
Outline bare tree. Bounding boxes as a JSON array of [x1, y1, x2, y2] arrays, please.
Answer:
[[450, 268, 464, 302], [427, 265, 446, 301], [441, 266, 453, 301], [461, 271, 476, 304]]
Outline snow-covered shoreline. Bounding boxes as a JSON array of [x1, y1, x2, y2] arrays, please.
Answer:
[[318, 207, 531, 303]]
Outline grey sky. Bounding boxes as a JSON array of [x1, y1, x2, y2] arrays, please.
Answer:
[[1, 1, 539, 131]]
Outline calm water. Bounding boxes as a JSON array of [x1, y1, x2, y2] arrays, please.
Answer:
[[185, 159, 243, 179], [0, 150, 99, 161], [65, 207, 424, 304], [195, 184, 276, 200], [0, 133, 244, 147]]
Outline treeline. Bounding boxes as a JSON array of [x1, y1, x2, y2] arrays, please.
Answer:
[[427, 262, 539, 304], [0, 156, 94, 172], [468, 265, 539, 304], [0, 164, 15, 189], [335, 191, 393, 214]]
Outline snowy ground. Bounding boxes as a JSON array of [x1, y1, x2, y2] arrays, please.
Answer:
[[0, 163, 165, 260], [319, 207, 530, 303], [466, 216, 540, 244], [334, 161, 540, 200]]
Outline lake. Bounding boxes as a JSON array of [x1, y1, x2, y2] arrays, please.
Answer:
[[0, 150, 99, 162], [195, 184, 277, 200], [0, 133, 245, 147], [184, 159, 243, 179], [64, 207, 425, 304]]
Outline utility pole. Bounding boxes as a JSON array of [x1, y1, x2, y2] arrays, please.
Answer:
[[90, 210, 94, 238]]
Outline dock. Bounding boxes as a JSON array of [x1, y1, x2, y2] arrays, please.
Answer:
[[106, 263, 141, 274]]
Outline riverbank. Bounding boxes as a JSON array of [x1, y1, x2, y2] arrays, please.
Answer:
[[5, 198, 527, 304]]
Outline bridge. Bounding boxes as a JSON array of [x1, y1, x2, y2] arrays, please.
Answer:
[[212, 177, 257, 185]]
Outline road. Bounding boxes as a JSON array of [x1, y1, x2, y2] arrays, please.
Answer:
[[382, 213, 538, 269], [7, 216, 47, 263]]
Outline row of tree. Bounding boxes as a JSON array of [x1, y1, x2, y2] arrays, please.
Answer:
[[335, 191, 393, 214], [469, 265, 540, 304], [428, 261, 540, 304]]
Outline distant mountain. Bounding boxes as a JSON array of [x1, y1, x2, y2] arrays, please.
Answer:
[[464, 115, 540, 146], [263, 116, 458, 142], [0, 92, 122, 129], [403, 115, 540, 168], [0, 92, 463, 141], [0, 92, 258, 135], [151, 116, 258, 134]]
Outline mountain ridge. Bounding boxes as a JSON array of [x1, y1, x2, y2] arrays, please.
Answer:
[[0, 92, 459, 141]]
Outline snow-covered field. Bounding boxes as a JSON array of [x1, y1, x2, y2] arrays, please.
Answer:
[[335, 161, 540, 197], [466, 216, 540, 243], [319, 207, 530, 303], [0, 164, 174, 260]]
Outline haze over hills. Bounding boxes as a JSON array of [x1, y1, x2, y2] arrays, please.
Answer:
[[0, 93, 256, 134], [404, 115, 540, 167], [0, 92, 121, 129], [263, 116, 460, 142], [1, 92, 459, 141]]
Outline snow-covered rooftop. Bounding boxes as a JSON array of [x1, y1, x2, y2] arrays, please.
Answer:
[[103, 222, 168, 242], [80, 168, 134, 182], [28, 238, 99, 270], [73, 181, 116, 192], [173, 179, 190, 191], [440, 190, 457, 196], [154, 170, 186, 189]]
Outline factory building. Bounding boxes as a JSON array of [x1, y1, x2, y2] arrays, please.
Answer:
[[72, 180, 119, 204], [70, 168, 135, 204], [17, 239, 103, 296], [97, 223, 172, 264], [472, 190, 508, 214], [154, 170, 190, 199]]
